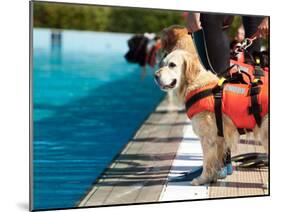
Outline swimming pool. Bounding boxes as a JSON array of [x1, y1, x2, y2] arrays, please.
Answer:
[[32, 29, 164, 210]]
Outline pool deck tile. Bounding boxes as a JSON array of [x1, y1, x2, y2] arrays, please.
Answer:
[[78, 97, 268, 207]]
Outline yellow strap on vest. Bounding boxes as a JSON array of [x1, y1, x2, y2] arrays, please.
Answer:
[[253, 78, 262, 84], [256, 58, 260, 65], [218, 77, 226, 87]]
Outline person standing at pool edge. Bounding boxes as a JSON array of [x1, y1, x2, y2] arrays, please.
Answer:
[[186, 13, 268, 72]]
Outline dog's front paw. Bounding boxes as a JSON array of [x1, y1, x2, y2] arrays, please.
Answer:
[[190, 177, 202, 186], [191, 175, 217, 186], [191, 176, 208, 186]]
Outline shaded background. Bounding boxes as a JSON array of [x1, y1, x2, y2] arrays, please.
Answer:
[[33, 2, 243, 37]]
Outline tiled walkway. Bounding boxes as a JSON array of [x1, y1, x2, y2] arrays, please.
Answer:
[[78, 97, 268, 207]]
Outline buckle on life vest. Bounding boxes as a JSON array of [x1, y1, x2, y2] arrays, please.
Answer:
[[255, 58, 261, 65], [218, 77, 226, 87], [253, 78, 263, 86]]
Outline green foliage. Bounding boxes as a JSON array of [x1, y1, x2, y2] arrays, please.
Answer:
[[34, 2, 262, 42], [107, 8, 185, 33], [33, 2, 185, 34], [228, 16, 242, 38], [33, 2, 111, 31]]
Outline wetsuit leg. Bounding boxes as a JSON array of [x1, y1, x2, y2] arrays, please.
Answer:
[[200, 14, 231, 75]]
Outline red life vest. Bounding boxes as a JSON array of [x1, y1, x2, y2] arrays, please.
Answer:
[[146, 42, 162, 68], [185, 81, 268, 130]]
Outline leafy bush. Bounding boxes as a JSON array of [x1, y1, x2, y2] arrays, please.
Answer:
[[33, 2, 185, 34]]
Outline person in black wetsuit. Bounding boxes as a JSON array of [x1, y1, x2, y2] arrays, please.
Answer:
[[187, 13, 268, 74], [186, 12, 269, 178]]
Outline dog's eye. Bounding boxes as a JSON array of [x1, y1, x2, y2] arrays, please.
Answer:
[[169, 62, 176, 68]]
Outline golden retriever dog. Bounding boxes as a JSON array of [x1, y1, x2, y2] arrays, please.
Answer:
[[154, 49, 268, 185]]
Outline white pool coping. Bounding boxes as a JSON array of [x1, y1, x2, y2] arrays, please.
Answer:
[[159, 119, 209, 201]]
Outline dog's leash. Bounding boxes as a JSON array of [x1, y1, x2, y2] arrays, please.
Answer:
[[233, 31, 259, 55]]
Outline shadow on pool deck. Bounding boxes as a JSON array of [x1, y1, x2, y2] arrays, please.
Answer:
[[76, 100, 187, 206], [132, 136, 199, 142]]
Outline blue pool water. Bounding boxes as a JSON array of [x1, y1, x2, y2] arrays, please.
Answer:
[[33, 29, 164, 210]]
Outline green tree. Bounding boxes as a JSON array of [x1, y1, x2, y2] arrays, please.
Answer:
[[33, 2, 185, 34]]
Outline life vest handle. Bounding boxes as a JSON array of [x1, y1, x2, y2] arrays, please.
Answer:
[[239, 70, 253, 84]]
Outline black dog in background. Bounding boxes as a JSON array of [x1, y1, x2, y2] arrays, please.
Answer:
[[125, 34, 149, 67]]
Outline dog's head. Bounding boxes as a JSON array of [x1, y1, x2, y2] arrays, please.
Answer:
[[161, 25, 188, 52], [161, 25, 197, 56], [154, 50, 201, 96]]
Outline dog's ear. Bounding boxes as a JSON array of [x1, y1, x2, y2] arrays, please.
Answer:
[[182, 53, 201, 84], [178, 52, 200, 100]]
